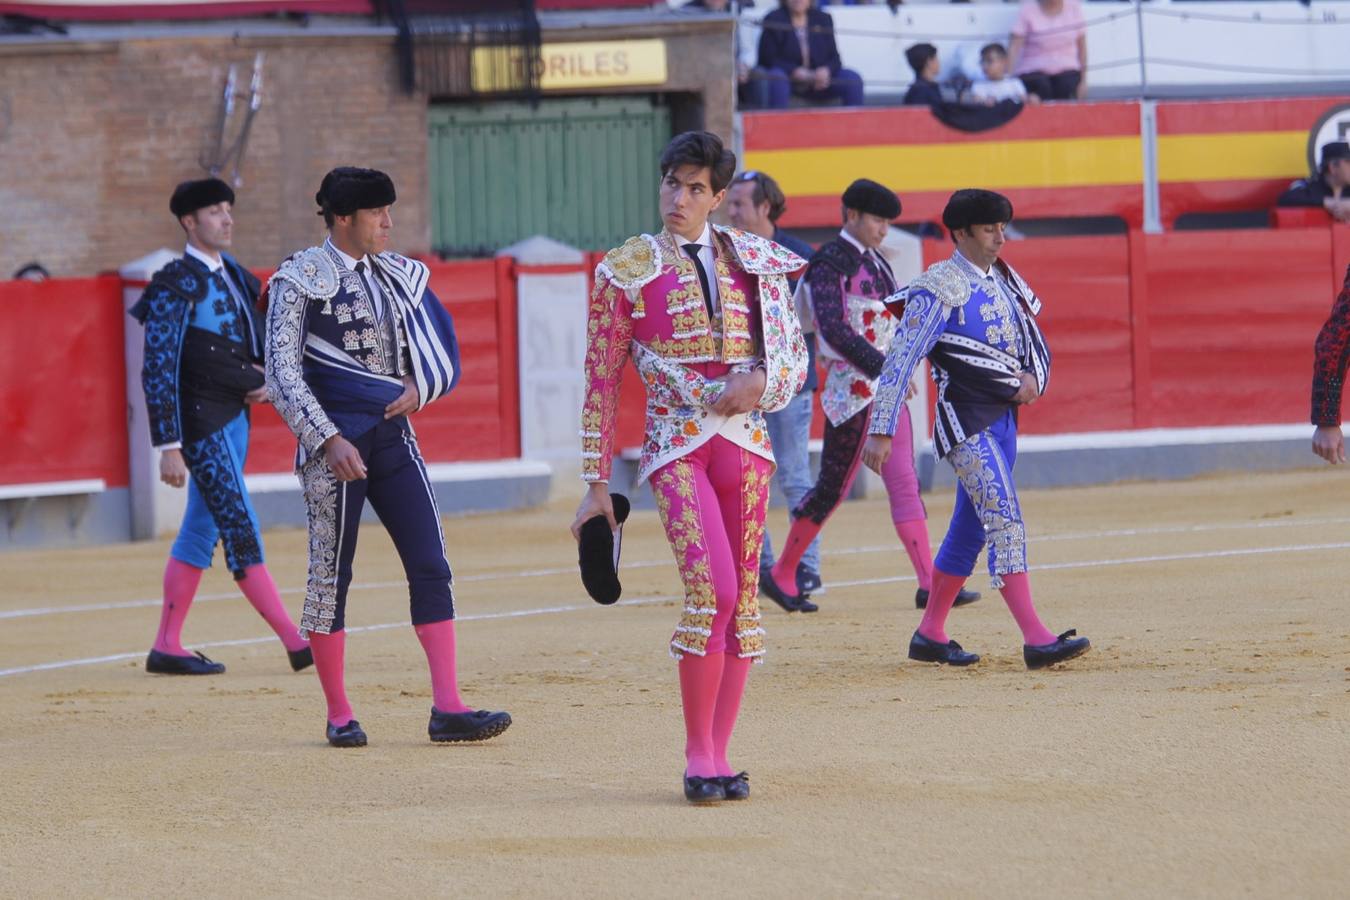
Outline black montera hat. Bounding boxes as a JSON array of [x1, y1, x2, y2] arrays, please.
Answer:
[[315, 167, 397, 217], [842, 178, 902, 220], [942, 188, 1014, 232], [578, 493, 632, 606], [170, 177, 235, 219]]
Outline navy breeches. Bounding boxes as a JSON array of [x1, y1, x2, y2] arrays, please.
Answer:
[[298, 416, 454, 635]]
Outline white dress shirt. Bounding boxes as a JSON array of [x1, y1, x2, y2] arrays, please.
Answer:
[[839, 228, 896, 287], [326, 238, 386, 321], [676, 223, 720, 315]]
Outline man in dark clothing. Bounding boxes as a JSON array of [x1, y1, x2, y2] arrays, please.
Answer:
[[1279, 141, 1350, 223], [756, 0, 864, 108]]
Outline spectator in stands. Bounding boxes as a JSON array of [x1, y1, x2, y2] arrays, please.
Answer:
[[1279, 141, 1350, 224], [683, 0, 766, 108], [1008, 0, 1088, 102], [723, 170, 824, 603], [970, 43, 1037, 106], [756, 0, 865, 109], [902, 43, 943, 107], [11, 262, 50, 281]]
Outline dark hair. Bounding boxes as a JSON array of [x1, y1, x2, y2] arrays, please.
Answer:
[[659, 131, 737, 193], [734, 170, 788, 223], [905, 43, 937, 76], [980, 43, 1007, 60]]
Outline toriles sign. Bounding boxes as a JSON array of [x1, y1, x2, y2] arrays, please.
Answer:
[[472, 40, 667, 93]]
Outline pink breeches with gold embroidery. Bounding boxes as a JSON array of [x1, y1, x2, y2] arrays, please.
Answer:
[[651, 435, 773, 659]]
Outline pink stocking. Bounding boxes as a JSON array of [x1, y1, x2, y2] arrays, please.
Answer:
[[309, 629, 354, 727], [678, 652, 726, 778], [152, 557, 204, 656], [768, 516, 823, 594], [893, 519, 934, 591], [237, 564, 307, 652], [999, 572, 1057, 646], [415, 619, 471, 713], [916, 567, 966, 644], [711, 654, 752, 777]]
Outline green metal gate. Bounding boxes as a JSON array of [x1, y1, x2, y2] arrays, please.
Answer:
[[429, 97, 671, 257]]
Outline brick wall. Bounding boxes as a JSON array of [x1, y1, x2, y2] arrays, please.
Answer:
[[0, 35, 429, 278], [0, 18, 733, 278]]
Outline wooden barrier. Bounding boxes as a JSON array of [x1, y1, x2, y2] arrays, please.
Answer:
[[0, 275, 129, 488], [921, 226, 1341, 434]]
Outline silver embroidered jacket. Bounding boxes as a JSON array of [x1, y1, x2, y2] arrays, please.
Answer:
[[265, 242, 461, 468], [868, 249, 1051, 457]]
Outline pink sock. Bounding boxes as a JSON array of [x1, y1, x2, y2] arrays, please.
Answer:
[[916, 568, 966, 645], [894, 519, 934, 591], [236, 564, 307, 652], [678, 652, 726, 778], [999, 572, 1057, 646], [414, 619, 471, 714], [309, 629, 354, 727], [711, 654, 752, 777], [152, 557, 204, 656], [769, 517, 823, 594]]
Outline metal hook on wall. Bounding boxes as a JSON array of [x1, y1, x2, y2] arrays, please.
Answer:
[[199, 52, 264, 187]]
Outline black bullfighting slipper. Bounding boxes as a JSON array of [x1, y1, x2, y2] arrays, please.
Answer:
[[914, 587, 982, 609], [683, 774, 727, 804], [796, 566, 824, 598], [759, 569, 816, 613], [428, 707, 513, 743], [578, 493, 631, 605], [145, 649, 225, 675], [288, 646, 314, 672], [908, 631, 980, 666], [326, 719, 368, 748], [719, 772, 750, 801], [1023, 630, 1091, 670]]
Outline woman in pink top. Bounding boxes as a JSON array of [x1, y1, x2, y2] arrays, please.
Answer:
[[1008, 0, 1088, 101]]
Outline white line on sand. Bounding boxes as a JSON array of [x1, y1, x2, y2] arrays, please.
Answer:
[[3, 539, 1348, 679], [5, 513, 1349, 622]]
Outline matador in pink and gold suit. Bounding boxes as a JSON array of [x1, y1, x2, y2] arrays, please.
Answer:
[[582, 225, 809, 658]]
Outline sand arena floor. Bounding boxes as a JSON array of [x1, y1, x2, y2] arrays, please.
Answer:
[[1, 469, 1348, 898]]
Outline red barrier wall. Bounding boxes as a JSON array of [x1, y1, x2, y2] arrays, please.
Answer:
[[0, 276, 129, 487], [1140, 228, 1328, 428], [244, 257, 521, 473], [921, 227, 1341, 434]]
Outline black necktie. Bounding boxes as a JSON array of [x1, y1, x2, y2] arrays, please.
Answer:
[[868, 250, 897, 293], [355, 260, 382, 321], [683, 243, 715, 320]]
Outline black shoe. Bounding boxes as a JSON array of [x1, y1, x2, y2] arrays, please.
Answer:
[[326, 719, 368, 748], [683, 774, 727, 804], [908, 631, 980, 666], [796, 566, 825, 598], [719, 772, 750, 801], [145, 649, 225, 675], [288, 646, 314, 672], [1024, 630, 1091, 670], [428, 707, 513, 743], [759, 567, 815, 613], [914, 587, 982, 609]]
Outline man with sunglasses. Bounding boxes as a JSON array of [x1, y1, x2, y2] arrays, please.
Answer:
[[724, 169, 825, 607]]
